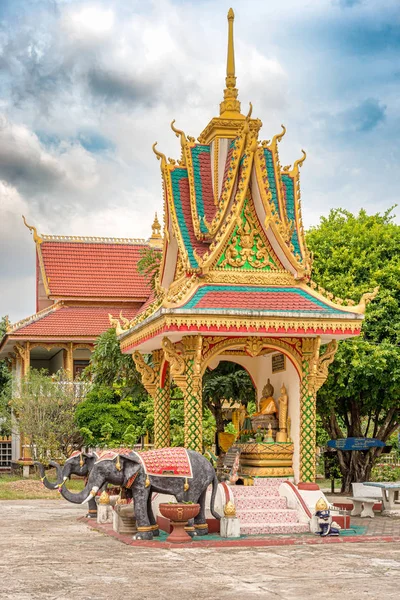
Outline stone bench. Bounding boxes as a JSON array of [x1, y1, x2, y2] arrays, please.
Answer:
[[347, 483, 382, 518]]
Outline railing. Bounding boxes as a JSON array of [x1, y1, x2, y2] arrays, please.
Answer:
[[378, 452, 400, 466]]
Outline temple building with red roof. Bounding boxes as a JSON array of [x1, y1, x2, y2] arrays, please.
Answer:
[[0, 216, 162, 463]]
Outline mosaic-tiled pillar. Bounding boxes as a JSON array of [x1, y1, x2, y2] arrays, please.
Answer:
[[182, 356, 203, 452], [132, 349, 170, 448], [162, 336, 203, 453], [300, 338, 320, 483], [153, 370, 170, 449], [300, 338, 338, 482]]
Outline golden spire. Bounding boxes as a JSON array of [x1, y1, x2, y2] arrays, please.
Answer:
[[220, 8, 241, 116], [149, 212, 162, 248]]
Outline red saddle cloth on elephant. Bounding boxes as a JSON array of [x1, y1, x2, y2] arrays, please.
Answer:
[[132, 447, 193, 478]]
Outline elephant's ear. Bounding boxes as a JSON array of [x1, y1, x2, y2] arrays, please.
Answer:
[[120, 452, 141, 464], [82, 452, 94, 458], [121, 454, 142, 487]]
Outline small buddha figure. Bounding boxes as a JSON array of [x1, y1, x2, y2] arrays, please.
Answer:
[[254, 379, 277, 416], [264, 423, 274, 443], [276, 384, 289, 443]]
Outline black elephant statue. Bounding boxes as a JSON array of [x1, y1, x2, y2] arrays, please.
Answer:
[[35, 451, 99, 518], [59, 447, 220, 540]]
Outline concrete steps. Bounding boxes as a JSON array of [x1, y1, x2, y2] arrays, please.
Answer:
[[234, 496, 287, 510], [236, 508, 300, 524], [240, 522, 310, 536], [230, 478, 309, 536]]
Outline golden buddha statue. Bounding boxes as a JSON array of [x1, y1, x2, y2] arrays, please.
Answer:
[[254, 379, 277, 416], [276, 384, 289, 443]]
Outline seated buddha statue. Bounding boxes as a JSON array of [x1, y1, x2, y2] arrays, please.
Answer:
[[254, 379, 277, 416]]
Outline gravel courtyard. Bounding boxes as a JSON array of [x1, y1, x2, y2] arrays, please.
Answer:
[[0, 500, 399, 600]]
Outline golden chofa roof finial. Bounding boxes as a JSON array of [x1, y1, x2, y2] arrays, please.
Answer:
[[148, 212, 163, 248], [22, 215, 43, 245], [220, 8, 241, 116]]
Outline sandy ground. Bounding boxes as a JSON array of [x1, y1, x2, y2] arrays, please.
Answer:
[[0, 499, 399, 600]]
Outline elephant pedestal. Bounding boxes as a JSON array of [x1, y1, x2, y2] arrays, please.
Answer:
[[220, 517, 241, 538], [113, 503, 137, 535]]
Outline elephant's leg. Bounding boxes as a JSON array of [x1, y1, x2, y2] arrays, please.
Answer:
[[147, 493, 159, 537], [87, 497, 98, 519], [185, 517, 195, 538], [132, 487, 153, 541], [193, 489, 209, 536]]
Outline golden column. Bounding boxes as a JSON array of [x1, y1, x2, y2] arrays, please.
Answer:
[[133, 349, 170, 448], [15, 342, 30, 376], [162, 336, 203, 452], [300, 338, 338, 482]]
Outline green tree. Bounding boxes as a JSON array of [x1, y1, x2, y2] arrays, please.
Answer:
[[11, 369, 84, 460], [84, 328, 145, 397], [203, 361, 255, 447], [137, 247, 161, 291], [78, 328, 152, 447], [0, 316, 12, 435], [75, 383, 149, 447], [307, 208, 400, 491]]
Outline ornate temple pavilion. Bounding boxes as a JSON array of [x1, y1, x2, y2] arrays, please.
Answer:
[[115, 9, 372, 483]]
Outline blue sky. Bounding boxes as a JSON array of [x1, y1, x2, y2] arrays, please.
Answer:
[[0, 0, 399, 320]]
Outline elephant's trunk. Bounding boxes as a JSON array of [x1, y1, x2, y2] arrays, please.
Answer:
[[34, 461, 62, 490], [59, 469, 103, 505]]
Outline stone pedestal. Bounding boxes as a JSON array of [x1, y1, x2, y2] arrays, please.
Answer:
[[239, 442, 294, 477], [220, 517, 241, 538], [97, 503, 113, 524], [112, 504, 137, 535]]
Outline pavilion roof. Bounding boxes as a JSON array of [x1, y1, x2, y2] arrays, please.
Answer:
[[177, 285, 361, 318]]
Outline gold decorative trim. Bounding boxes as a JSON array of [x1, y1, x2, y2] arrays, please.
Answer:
[[120, 314, 362, 353], [41, 235, 146, 245], [198, 117, 262, 145], [240, 466, 294, 477], [213, 138, 219, 205], [161, 337, 185, 377], [215, 191, 284, 271], [202, 123, 247, 238]]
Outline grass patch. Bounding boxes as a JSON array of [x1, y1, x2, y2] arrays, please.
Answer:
[[0, 473, 85, 500]]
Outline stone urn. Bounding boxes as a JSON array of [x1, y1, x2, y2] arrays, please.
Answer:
[[159, 503, 200, 543]]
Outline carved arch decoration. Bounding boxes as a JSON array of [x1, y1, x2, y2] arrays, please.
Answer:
[[72, 343, 94, 352], [29, 342, 70, 351], [200, 336, 303, 377]]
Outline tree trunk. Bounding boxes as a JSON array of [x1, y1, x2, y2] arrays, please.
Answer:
[[339, 450, 376, 493]]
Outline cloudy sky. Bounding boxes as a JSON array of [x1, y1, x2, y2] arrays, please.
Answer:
[[0, 0, 399, 322]]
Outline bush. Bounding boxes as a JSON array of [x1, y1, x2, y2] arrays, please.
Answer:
[[371, 464, 400, 482]]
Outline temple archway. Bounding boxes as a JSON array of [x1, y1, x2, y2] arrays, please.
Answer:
[[204, 348, 301, 480]]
